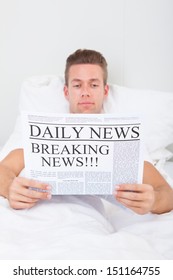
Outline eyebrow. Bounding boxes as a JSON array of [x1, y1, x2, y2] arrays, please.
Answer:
[[71, 78, 101, 83]]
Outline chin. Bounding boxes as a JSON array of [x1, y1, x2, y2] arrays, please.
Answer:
[[81, 109, 97, 114], [72, 106, 102, 114]]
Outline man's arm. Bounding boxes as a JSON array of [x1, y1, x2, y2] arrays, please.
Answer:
[[114, 161, 173, 214], [0, 149, 24, 198], [0, 149, 51, 209], [143, 161, 173, 214]]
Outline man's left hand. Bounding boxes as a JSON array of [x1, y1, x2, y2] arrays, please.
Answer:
[[114, 184, 155, 214]]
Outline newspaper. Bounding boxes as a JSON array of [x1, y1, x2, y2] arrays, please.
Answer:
[[22, 112, 143, 195]]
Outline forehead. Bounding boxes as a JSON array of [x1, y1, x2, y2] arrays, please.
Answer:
[[68, 64, 104, 82]]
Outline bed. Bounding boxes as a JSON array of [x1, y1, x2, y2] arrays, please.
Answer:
[[0, 76, 173, 260]]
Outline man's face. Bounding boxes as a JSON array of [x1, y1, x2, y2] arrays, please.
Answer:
[[64, 64, 109, 114]]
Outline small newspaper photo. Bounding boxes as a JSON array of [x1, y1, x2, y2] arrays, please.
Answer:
[[22, 112, 144, 195]]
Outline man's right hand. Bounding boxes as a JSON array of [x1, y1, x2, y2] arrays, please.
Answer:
[[0, 149, 52, 209], [8, 177, 52, 209]]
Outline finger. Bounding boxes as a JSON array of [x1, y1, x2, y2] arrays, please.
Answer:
[[114, 189, 143, 202], [10, 192, 40, 204], [11, 177, 52, 200], [10, 200, 37, 210], [115, 184, 153, 193], [118, 201, 148, 215], [116, 196, 145, 209], [16, 177, 51, 192], [115, 184, 141, 192], [23, 187, 52, 200]]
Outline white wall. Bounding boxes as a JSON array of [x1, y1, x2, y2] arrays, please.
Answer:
[[123, 0, 173, 89], [0, 0, 173, 146]]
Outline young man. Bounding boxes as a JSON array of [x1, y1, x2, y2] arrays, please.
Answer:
[[0, 49, 173, 214]]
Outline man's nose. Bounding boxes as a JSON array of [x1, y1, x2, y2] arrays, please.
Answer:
[[80, 86, 90, 97]]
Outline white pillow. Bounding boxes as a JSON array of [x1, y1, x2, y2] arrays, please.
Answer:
[[104, 84, 173, 153], [0, 116, 22, 160], [0, 75, 173, 160], [19, 75, 69, 113]]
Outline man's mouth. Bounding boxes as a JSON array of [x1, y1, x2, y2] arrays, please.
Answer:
[[78, 102, 94, 105]]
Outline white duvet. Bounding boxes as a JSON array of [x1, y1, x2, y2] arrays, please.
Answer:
[[0, 194, 173, 260]]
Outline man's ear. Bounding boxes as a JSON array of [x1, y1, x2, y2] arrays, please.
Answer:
[[63, 85, 69, 100], [104, 84, 109, 97]]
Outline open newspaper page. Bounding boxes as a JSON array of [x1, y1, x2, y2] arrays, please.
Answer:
[[22, 112, 143, 195]]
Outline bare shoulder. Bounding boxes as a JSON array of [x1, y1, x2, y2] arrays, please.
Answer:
[[1, 149, 24, 176], [143, 161, 157, 175], [143, 160, 170, 188]]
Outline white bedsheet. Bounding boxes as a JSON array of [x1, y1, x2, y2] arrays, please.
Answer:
[[0, 193, 173, 260]]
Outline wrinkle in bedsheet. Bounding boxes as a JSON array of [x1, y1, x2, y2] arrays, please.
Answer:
[[0, 196, 173, 260]]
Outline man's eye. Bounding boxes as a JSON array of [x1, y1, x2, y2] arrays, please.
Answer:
[[73, 84, 80, 88], [91, 84, 99, 88]]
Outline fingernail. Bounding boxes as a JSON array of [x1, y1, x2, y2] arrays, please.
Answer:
[[47, 194, 52, 200], [113, 190, 117, 196], [46, 185, 52, 190], [115, 185, 120, 190]]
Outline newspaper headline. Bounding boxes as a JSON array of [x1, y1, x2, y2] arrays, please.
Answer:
[[22, 113, 143, 195]]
